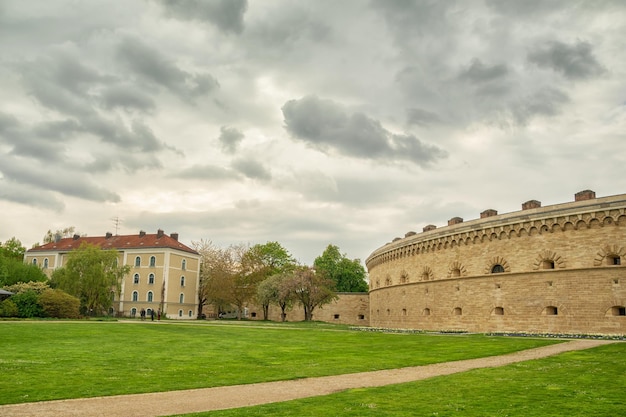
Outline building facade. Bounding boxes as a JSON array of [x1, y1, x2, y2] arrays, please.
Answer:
[[25, 229, 200, 319], [366, 190, 626, 335]]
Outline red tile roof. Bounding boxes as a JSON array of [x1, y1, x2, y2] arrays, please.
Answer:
[[27, 232, 198, 255]]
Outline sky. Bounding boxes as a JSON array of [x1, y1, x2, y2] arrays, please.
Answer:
[[1, 0, 625, 265]]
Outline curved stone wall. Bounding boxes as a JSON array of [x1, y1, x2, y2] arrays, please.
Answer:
[[366, 191, 626, 335]]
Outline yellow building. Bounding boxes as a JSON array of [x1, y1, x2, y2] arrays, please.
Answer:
[[25, 229, 200, 319]]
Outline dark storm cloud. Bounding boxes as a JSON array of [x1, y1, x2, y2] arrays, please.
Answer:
[[177, 164, 241, 180], [459, 59, 509, 84], [0, 180, 65, 211], [282, 95, 447, 166], [157, 0, 248, 34], [0, 154, 120, 203], [218, 126, 244, 154], [406, 108, 441, 126], [100, 85, 156, 112], [231, 157, 271, 181], [116, 37, 219, 100], [527, 40, 606, 80]]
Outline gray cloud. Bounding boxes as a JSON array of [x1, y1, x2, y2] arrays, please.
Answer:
[[459, 59, 509, 84], [231, 157, 271, 181], [218, 126, 244, 153], [0, 179, 65, 211], [157, 0, 248, 34], [282, 95, 447, 166], [100, 85, 156, 112], [527, 40, 606, 80], [406, 108, 441, 126], [177, 164, 241, 180], [116, 37, 219, 100]]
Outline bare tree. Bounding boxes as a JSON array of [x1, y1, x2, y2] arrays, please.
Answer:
[[282, 266, 337, 321]]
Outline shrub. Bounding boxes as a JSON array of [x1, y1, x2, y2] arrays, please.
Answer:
[[11, 290, 44, 318], [0, 299, 18, 317], [39, 289, 81, 319]]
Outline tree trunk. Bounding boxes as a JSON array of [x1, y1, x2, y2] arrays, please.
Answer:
[[262, 303, 269, 320]]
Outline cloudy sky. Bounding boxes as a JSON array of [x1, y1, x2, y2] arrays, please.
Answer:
[[1, 0, 625, 265]]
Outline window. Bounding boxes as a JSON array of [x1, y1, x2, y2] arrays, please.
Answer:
[[453, 307, 462, 316], [451, 268, 461, 277], [131, 307, 137, 317], [132, 291, 138, 302], [402, 308, 407, 316], [133, 274, 139, 284], [358, 314, 365, 320], [610, 306, 626, 316], [180, 276, 185, 287], [608, 256, 621, 265], [178, 310, 183, 317], [182, 259, 186, 270], [135, 256, 141, 267], [189, 310, 193, 318], [32, 258, 37, 266], [147, 291, 153, 302], [147, 308, 152, 317], [179, 293, 184, 304], [542, 260, 555, 269], [494, 307, 504, 315], [422, 308, 431, 316], [149, 273, 155, 285], [43, 258, 49, 269], [545, 306, 558, 315], [150, 256, 156, 267], [491, 264, 505, 273], [333, 314, 340, 319]]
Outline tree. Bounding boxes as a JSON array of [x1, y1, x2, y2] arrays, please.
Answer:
[[193, 240, 238, 318], [282, 266, 337, 321], [39, 289, 81, 318], [5, 282, 49, 318], [244, 242, 297, 319], [257, 272, 295, 322], [0, 237, 26, 260], [42, 226, 80, 244], [314, 244, 369, 292], [0, 256, 47, 287], [51, 243, 130, 315]]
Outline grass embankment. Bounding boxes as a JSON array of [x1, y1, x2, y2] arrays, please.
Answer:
[[181, 343, 626, 417], [0, 321, 559, 405]]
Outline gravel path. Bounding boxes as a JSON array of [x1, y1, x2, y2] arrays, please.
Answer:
[[0, 339, 616, 417]]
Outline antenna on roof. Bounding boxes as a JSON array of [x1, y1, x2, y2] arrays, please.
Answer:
[[111, 216, 122, 235]]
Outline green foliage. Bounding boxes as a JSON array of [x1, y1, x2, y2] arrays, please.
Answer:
[[257, 272, 294, 321], [0, 237, 26, 260], [0, 322, 558, 405], [314, 245, 368, 292], [282, 266, 337, 321], [39, 289, 81, 318], [0, 299, 18, 317], [51, 243, 129, 315], [10, 290, 44, 318], [0, 253, 47, 287]]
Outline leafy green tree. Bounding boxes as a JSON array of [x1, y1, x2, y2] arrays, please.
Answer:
[[39, 289, 81, 318], [11, 291, 44, 318], [244, 242, 297, 319], [192, 240, 237, 318], [314, 244, 369, 292], [0, 237, 26, 260], [0, 299, 18, 317], [42, 226, 80, 244], [282, 266, 337, 321], [257, 272, 295, 322], [51, 243, 129, 315], [0, 257, 47, 287]]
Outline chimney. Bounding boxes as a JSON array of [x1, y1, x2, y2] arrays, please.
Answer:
[[575, 190, 596, 202], [448, 217, 463, 226], [170, 232, 179, 241], [157, 229, 164, 238], [480, 209, 498, 218], [423, 224, 437, 232], [405, 231, 416, 237], [139, 230, 146, 237], [105, 232, 113, 239], [72, 234, 80, 240], [522, 200, 541, 210]]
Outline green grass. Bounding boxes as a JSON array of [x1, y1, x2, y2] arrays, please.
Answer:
[[180, 343, 626, 417], [0, 321, 560, 405]]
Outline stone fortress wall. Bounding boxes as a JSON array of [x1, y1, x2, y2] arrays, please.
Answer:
[[365, 190, 626, 335]]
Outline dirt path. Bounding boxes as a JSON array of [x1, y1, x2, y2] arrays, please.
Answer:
[[0, 339, 616, 417]]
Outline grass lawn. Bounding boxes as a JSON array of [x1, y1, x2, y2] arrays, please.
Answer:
[[180, 343, 626, 417], [0, 320, 561, 405]]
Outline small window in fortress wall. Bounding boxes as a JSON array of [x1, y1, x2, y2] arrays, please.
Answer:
[[402, 309, 407, 316], [491, 264, 505, 273], [334, 314, 340, 319], [358, 314, 365, 320], [451, 268, 461, 277], [494, 307, 504, 315], [608, 256, 621, 265], [545, 306, 558, 315], [423, 308, 431, 316], [610, 306, 626, 316], [453, 307, 462, 316], [542, 260, 555, 269]]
